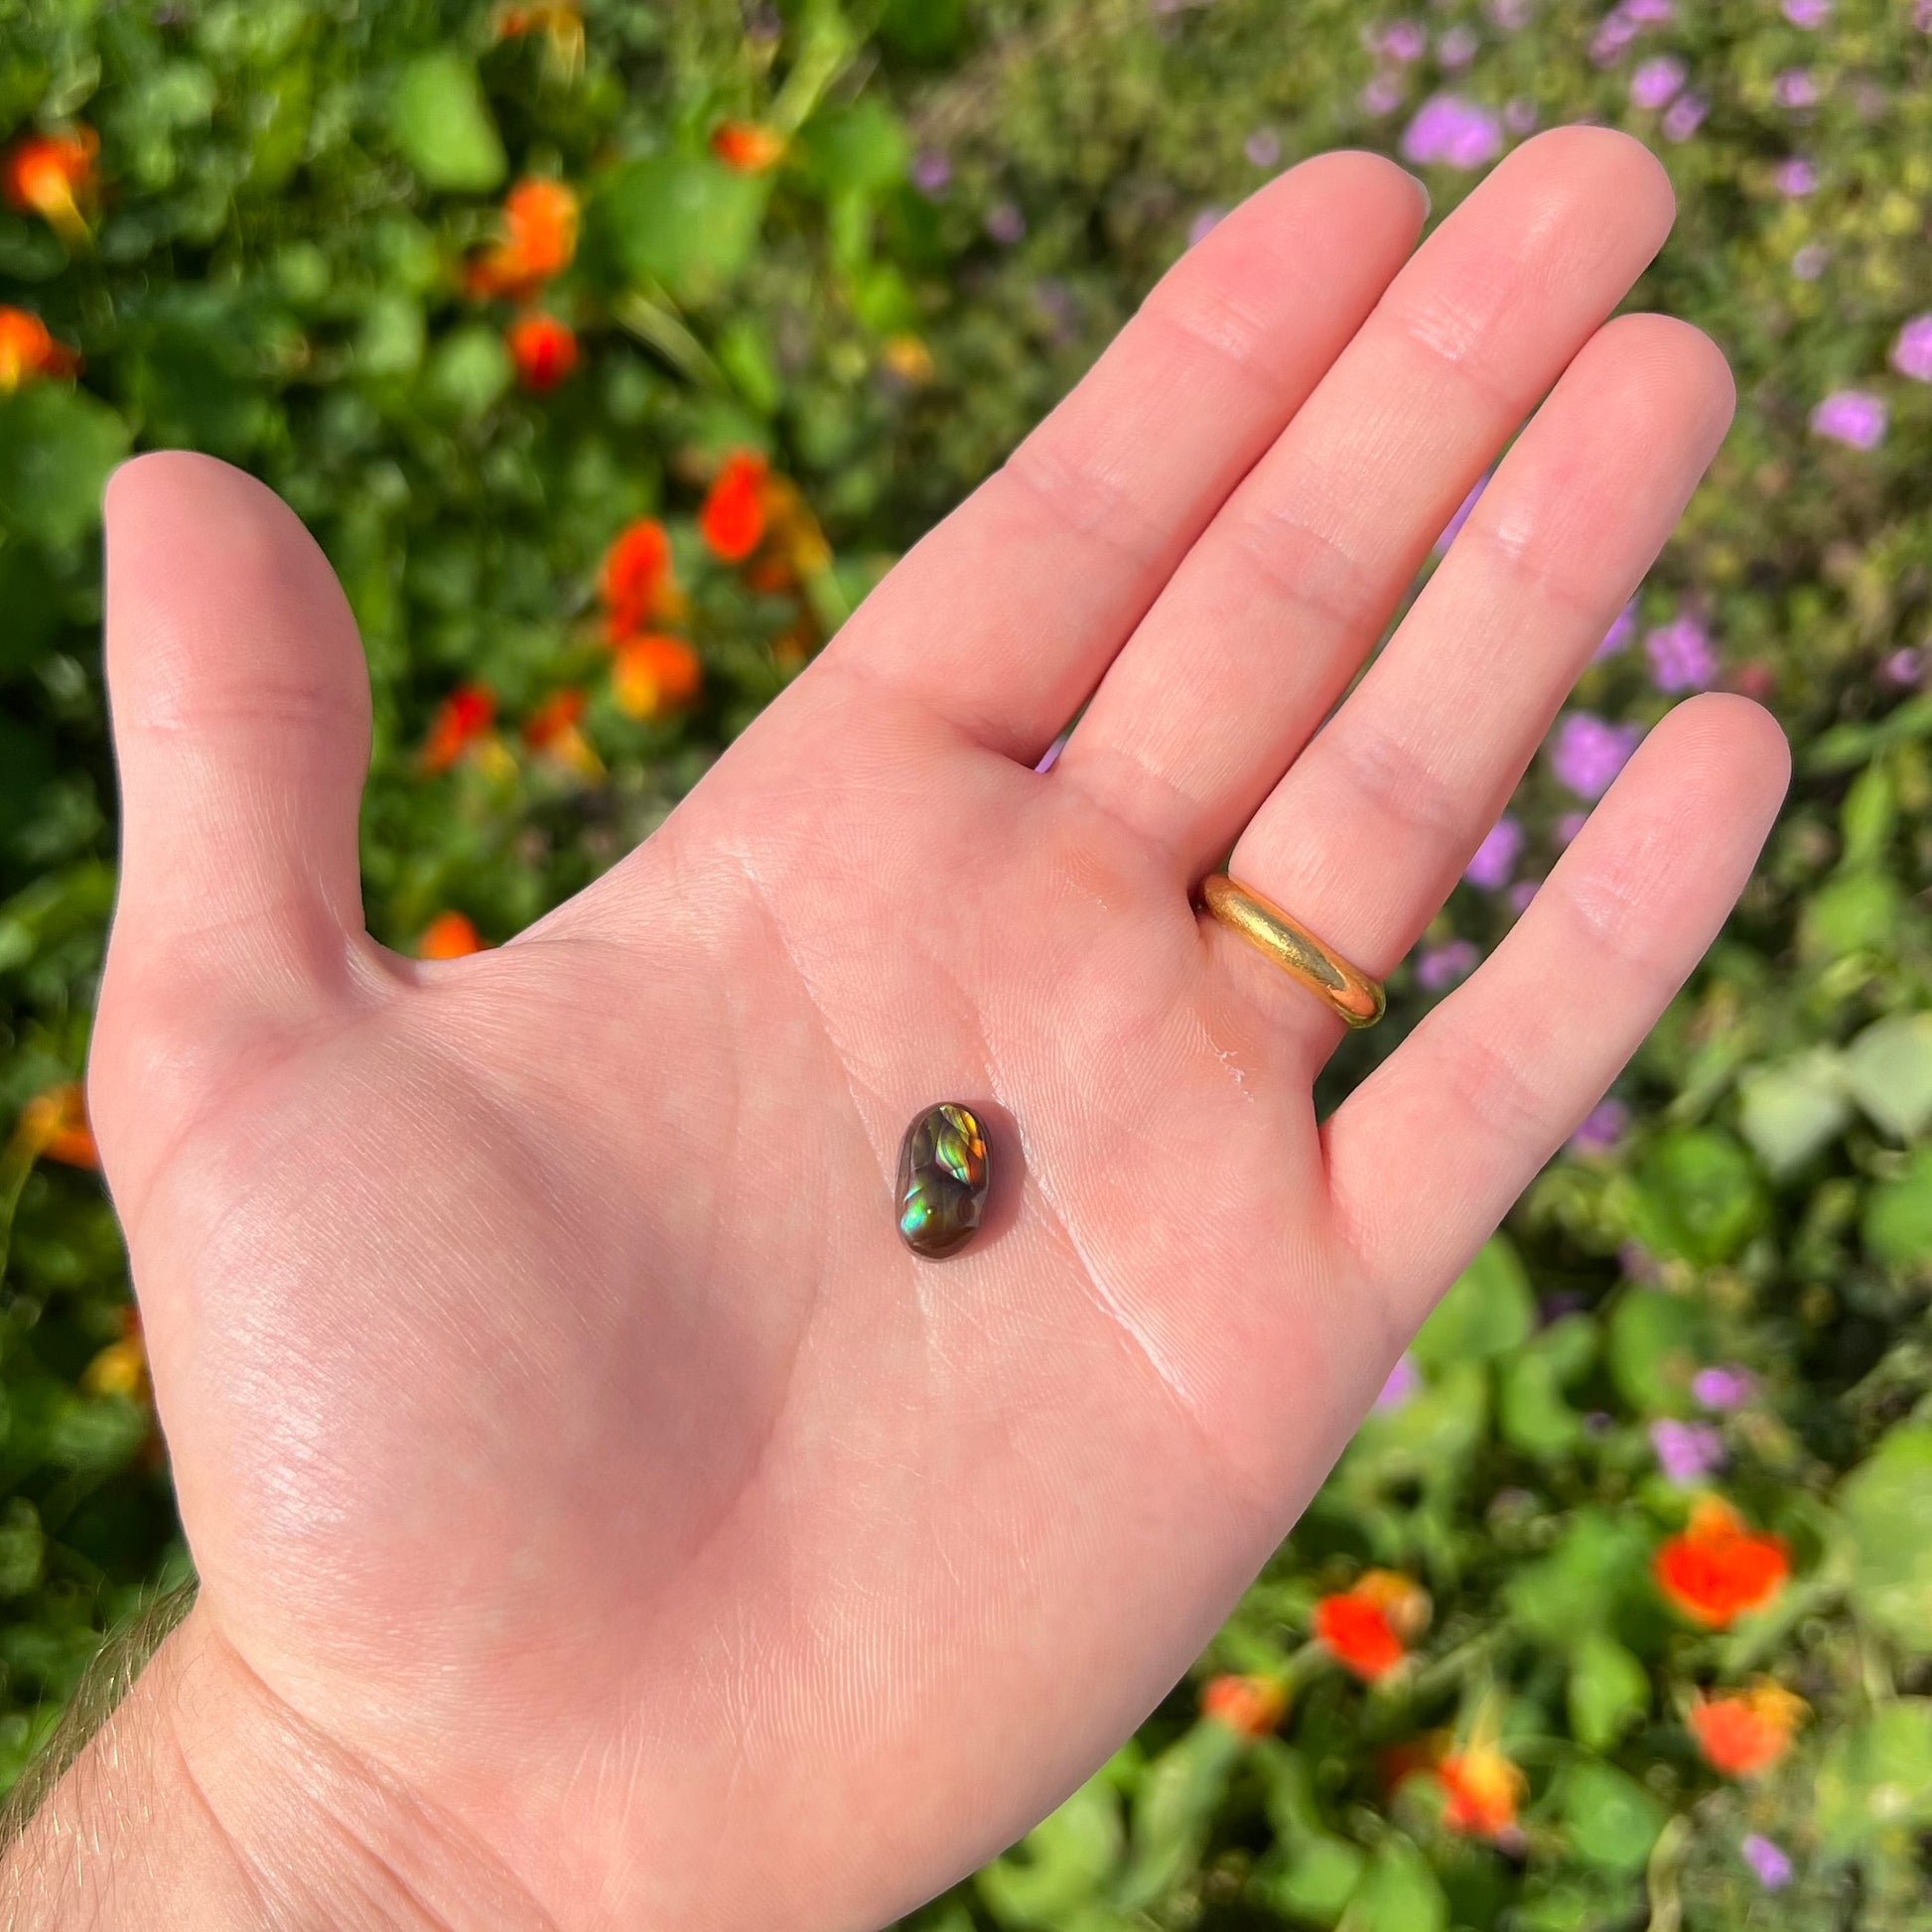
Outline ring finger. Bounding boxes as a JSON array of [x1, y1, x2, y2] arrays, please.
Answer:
[[1214, 308, 1736, 1044]]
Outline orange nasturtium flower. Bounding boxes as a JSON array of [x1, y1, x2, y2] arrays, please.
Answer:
[[420, 683, 497, 774], [1438, 1742, 1527, 1841], [0, 307, 79, 390], [1689, 1682, 1806, 1778], [2, 126, 96, 239], [82, 1311, 148, 1403], [613, 633, 702, 721], [1312, 1570, 1430, 1682], [1653, 1497, 1789, 1629], [507, 311, 578, 391], [15, 1083, 99, 1170], [465, 178, 580, 300], [493, 0, 584, 64], [1200, 1674, 1289, 1740], [599, 517, 676, 638], [710, 121, 787, 174], [521, 687, 603, 779], [417, 911, 484, 960], [699, 450, 770, 563]]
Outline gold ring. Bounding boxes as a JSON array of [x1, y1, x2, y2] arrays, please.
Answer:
[[1198, 874, 1385, 1030]]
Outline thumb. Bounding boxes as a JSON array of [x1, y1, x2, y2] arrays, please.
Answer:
[[90, 453, 372, 1192]]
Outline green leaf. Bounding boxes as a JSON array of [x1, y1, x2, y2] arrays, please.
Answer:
[[1499, 1313, 1596, 1460], [797, 99, 911, 196], [1607, 1289, 1705, 1415], [596, 156, 769, 302], [1556, 1762, 1665, 1875], [389, 53, 505, 193], [423, 324, 513, 422], [976, 1777, 1122, 1927], [1263, 1835, 1367, 1925], [1410, 1237, 1534, 1368], [1114, 1720, 1241, 1908], [1838, 761, 1896, 869], [1801, 871, 1903, 960], [1863, 1149, 1932, 1267], [1567, 1632, 1650, 1750], [1840, 1428, 1932, 1651], [1737, 1050, 1850, 1176], [1339, 1835, 1446, 1932], [1816, 1701, 1932, 1856], [0, 1500, 44, 1597], [1507, 1511, 1650, 1644], [0, 384, 132, 550], [1842, 1014, 1932, 1142], [1629, 1128, 1767, 1264]]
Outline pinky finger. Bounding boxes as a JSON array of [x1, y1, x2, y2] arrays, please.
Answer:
[[1321, 694, 1789, 1323]]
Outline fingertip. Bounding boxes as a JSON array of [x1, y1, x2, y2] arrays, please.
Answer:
[[1670, 689, 1793, 805], [1506, 122, 1677, 249]]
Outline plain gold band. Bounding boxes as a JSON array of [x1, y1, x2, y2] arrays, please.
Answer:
[[1199, 874, 1386, 1030]]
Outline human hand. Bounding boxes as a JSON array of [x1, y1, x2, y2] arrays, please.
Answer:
[[28, 130, 1786, 1931]]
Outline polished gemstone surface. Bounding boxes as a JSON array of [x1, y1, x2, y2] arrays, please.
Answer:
[[896, 1103, 990, 1259]]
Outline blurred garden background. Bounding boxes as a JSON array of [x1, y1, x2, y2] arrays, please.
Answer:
[[1, 0, 1930, 1925]]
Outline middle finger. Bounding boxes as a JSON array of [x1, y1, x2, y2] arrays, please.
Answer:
[[1053, 126, 1675, 873]]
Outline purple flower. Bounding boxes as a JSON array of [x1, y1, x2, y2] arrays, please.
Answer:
[[1570, 1098, 1628, 1154], [1662, 91, 1709, 141], [1186, 207, 1226, 249], [1742, 1835, 1793, 1892], [1651, 1418, 1726, 1484], [1417, 938, 1479, 991], [1773, 68, 1819, 109], [1464, 815, 1525, 891], [1035, 729, 1069, 774], [1435, 471, 1489, 553], [1889, 314, 1932, 381], [1376, 1353, 1423, 1409], [1625, 0, 1674, 21], [1589, 17, 1637, 66], [985, 202, 1026, 245], [1782, 0, 1830, 24], [1438, 24, 1479, 69], [1507, 878, 1539, 915], [1550, 712, 1641, 800], [1773, 156, 1817, 197], [1486, 0, 1531, 27], [1555, 810, 1587, 847], [1630, 56, 1686, 109], [1595, 598, 1638, 660], [1401, 94, 1505, 170], [1646, 614, 1719, 692], [1379, 18, 1429, 62], [1361, 73, 1406, 116], [1811, 388, 1887, 450], [1692, 1365, 1753, 1411], [1503, 96, 1540, 134], [1792, 241, 1829, 280], [1881, 646, 1921, 685], [1244, 128, 1282, 169], [1919, 0, 1932, 29], [911, 148, 952, 196]]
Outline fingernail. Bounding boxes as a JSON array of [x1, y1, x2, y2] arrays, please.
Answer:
[[1406, 171, 1433, 219]]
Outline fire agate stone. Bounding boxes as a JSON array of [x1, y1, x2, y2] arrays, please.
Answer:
[[896, 1103, 990, 1259]]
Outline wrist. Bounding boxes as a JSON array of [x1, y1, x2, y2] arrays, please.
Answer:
[[2, 1605, 555, 1932]]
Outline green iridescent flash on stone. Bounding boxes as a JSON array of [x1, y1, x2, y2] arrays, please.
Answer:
[[896, 1103, 990, 1260]]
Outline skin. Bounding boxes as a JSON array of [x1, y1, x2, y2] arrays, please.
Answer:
[[5, 131, 1788, 1930]]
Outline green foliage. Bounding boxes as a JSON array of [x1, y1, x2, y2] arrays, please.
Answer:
[[0, 2, 1928, 1928]]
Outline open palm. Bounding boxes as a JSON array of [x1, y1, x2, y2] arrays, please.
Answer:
[[84, 133, 1784, 1931]]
